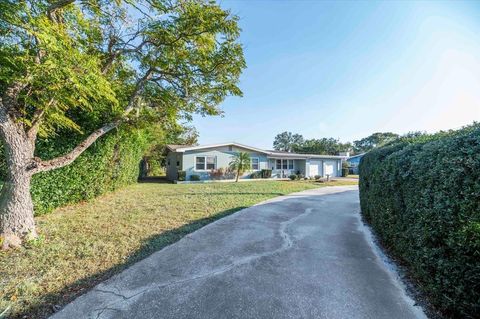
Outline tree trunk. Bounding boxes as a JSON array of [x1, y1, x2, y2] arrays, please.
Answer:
[[235, 169, 240, 182], [0, 170, 36, 249], [0, 106, 37, 249]]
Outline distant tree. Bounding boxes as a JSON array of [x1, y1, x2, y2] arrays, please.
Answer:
[[293, 138, 350, 155], [0, 0, 245, 248], [229, 152, 251, 182], [273, 132, 304, 152], [353, 132, 399, 153]]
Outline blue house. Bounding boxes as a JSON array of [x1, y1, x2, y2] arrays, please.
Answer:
[[346, 153, 365, 174], [165, 142, 346, 182]]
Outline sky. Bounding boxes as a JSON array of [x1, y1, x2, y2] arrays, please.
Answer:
[[191, 0, 480, 149]]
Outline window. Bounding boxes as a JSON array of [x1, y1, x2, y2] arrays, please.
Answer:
[[288, 160, 294, 170], [251, 158, 259, 170], [274, 159, 294, 170], [167, 159, 171, 166], [176, 161, 180, 167], [195, 157, 205, 170], [206, 156, 215, 170], [195, 156, 216, 170]]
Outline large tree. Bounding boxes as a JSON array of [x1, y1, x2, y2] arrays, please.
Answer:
[[273, 131, 304, 152], [293, 138, 351, 155], [353, 132, 399, 153], [0, 0, 245, 248]]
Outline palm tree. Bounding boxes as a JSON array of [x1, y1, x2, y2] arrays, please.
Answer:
[[229, 152, 251, 182]]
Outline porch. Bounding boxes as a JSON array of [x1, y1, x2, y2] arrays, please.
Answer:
[[267, 158, 306, 178]]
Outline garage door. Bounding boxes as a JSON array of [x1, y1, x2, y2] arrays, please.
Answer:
[[309, 160, 322, 177], [324, 161, 337, 177]]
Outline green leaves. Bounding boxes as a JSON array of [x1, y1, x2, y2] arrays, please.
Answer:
[[359, 123, 480, 317], [0, 0, 245, 138]]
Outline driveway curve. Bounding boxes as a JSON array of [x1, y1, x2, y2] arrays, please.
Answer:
[[52, 185, 426, 319]]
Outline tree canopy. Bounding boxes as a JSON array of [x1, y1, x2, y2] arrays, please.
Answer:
[[352, 132, 399, 154], [0, 0, 245, 146], [273, 131, 304, 152], [273, 131, 350, 155], [0, 0, 245, 248]]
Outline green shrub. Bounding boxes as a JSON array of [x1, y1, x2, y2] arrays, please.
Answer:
[[30, 127, 153, 215], [341, 161, 349, 177], [261, 169, 272, 178], [250, 171, 261, 179], [177, 171, 186, 181], [359, 123, 480, 317], [314, 175, 321, 180], [297, 174, 304, 180], [289, 174, 297, 180], [190, 174, 200, 181]]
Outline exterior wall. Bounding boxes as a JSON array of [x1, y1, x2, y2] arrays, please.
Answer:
[[166, 151, 183, 181], [305, 158, 342, 178], [268, 159, 306, 178], [347, 155, 363, 175], [181, 147, 269, 181]]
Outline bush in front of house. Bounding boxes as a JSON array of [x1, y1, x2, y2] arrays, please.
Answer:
[[261, 169, 272, 178], [190, 174, 201, 181], [297, 174, 304, 180], [209, 168, 225, 180], [289, 174, 297, 180], [177, 170, 186, 181], [341, 162, 349, 177], [250, 171, 261, 179], [359, 123, 480, 318], [314, 175, 321, 180]]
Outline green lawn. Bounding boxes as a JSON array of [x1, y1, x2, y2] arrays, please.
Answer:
[[0, 179, 357, 318]]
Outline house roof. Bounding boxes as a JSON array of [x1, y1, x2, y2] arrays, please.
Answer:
[[268, 151, 345, 159], [347, 153, 366, 160], [166, 144, 193, 152], [167, 142, 270, 154], [167, 142, 346, 159]]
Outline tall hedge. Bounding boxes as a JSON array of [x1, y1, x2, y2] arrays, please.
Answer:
[[0, 126, 154, 215], [32, 127, 154, 215], [359, 124, 480, 318]]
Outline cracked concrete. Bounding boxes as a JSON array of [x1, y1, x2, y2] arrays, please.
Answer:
[[51, 186, 426, 319]]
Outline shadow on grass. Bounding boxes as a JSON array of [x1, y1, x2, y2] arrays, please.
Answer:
[[138, 176, 170, 183], [14, 206, 248, 319]]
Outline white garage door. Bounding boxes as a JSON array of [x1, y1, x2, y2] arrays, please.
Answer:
[[309, 160, 322, 177], [324, 161, 337, 177]]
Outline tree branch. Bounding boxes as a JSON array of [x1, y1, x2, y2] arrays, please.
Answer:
[[26, 98, 54, 141], [27, 68, 154, 174], [28, 121, 119, 174], [47, 0, 76, 14]]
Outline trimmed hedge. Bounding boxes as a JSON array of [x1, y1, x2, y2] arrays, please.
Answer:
[[0, 126, 153, 215], [359, 124, 480, 318], [30, 127, 153, 215]]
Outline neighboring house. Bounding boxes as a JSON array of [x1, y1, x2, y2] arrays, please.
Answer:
[[346, 153, 365, 174], [165, 142, 346, 182]]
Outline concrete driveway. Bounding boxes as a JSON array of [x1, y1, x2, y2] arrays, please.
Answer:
[[52, 186, 426, 319]]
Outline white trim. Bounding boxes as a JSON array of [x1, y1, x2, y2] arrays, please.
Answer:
[[194, 155, 216, 171]]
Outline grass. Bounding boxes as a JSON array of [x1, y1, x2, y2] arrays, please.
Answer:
[[0, 179, 357, 318]]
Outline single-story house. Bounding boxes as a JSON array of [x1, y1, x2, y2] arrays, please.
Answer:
[[346, 153, 365, 174], [165, 142, 346, 182]]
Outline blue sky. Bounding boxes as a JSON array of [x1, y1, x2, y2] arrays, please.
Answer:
[[191, 0, 480, 148]]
